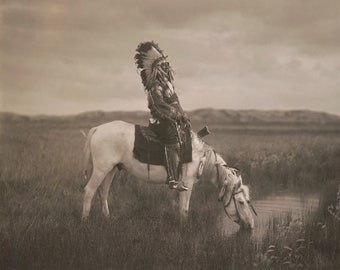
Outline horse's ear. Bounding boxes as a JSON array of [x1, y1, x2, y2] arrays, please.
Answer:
[[223, 165, 241, 176], [232, 166, 241, 172], [223, 164, 240, 171], [233, 167, 242, 177]]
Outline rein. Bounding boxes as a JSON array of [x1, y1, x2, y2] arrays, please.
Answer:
[[223, 186, 243, 220]]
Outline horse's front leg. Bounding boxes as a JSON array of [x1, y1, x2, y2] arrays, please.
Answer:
[[178, 177, 194, 225]]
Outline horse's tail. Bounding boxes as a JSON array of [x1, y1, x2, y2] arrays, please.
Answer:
[[83, 127, 97, 181]]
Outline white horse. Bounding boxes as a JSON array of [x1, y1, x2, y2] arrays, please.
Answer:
[[82, 120, 255, 229]]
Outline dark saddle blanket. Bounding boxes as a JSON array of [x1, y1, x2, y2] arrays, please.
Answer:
[[133, 125, 192, 166]]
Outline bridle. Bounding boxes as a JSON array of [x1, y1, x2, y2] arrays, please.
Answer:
[[224, 187, 242, 209], [213, 150, 257, 220], [223, 186, 257, 220], [222, 186, 243, 220]]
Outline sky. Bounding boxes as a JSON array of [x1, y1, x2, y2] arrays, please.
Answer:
[[1, 0, 340, 116]]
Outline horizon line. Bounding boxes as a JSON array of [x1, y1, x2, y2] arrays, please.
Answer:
[[1, 107, 340, 118]]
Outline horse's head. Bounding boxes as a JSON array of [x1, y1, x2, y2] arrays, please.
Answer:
[[217, 166, 255, 230]]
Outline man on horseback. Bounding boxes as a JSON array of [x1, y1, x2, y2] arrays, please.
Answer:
[[135, 41, 190, 191]]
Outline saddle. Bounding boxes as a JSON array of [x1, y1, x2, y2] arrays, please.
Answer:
[[133, 125, 192, 166]]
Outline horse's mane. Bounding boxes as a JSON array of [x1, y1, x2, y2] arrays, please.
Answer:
[[191, 132, 226, 188]]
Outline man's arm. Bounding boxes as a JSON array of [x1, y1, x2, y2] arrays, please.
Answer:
[[148, 86, 180, 121], [169, 92, 190, 125]]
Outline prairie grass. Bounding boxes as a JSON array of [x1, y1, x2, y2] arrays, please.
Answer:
[[0, 120, 339, 269], [205, 128, 340, 196]]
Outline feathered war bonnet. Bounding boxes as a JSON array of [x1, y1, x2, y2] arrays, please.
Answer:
[[134, 41, 174, 90]]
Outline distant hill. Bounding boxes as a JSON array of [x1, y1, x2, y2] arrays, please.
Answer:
[[1, 109, 340, 128], [188, 109, 340, 126]]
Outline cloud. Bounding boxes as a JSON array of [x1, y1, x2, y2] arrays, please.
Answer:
[[1, 0, 339, 115]]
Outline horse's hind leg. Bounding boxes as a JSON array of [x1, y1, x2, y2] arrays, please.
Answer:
[[98, 168, 117, 218], [82, 168, 109, 219]]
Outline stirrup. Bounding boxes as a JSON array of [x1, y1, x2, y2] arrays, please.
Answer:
[[169, 180, 188, 192]]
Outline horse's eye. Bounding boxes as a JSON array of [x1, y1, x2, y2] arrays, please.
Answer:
[[239, 200, 245, 205]]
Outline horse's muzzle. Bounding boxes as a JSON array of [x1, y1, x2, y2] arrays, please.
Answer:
[[239, 220, 254, 231]]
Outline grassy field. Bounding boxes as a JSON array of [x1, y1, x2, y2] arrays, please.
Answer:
[[0, 117, 339, 269]]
